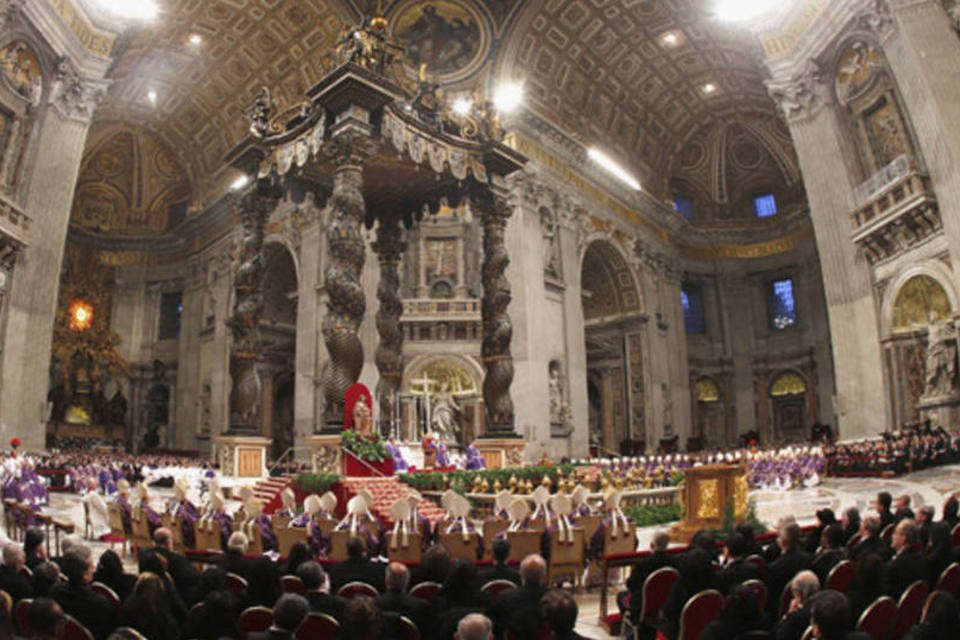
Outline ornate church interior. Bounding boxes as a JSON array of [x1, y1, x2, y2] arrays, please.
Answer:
[[3, 0, 960, 639]]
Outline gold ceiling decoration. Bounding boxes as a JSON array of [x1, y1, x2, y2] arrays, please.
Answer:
[[581, 240, 640, 321], [408, 359, 479, 396], [892, 275, 952, 331]]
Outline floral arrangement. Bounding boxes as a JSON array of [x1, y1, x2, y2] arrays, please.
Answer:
[[341, 428, 388, 462], [293, 473, 342, 495]]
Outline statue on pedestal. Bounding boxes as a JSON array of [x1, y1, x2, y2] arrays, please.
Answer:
[[924, 313, 958, 398], [429, 381, 460, 445], [548, 360, 572, 427]]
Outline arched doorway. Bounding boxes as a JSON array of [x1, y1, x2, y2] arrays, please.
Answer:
[[884, 273, 954, 425], [261, 242, 297, 460], [769, 371, 808, 441], [401, 355, 483, 446], [694, 377, 726, 449], [580, 240, 643, 455]]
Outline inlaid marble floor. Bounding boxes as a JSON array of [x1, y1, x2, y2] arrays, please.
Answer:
[[6, 464, 960, 640]]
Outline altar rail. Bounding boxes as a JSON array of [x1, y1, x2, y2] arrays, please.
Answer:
[[422, 485, 679, 519]]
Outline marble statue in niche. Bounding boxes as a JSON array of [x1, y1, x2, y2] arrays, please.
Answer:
[[430, 381, 461, 444], [540, 207, 561, 279], [548, 359, 572, 426], [924, 313, 958, 398]]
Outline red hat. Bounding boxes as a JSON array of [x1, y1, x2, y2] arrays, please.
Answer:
[[10, 437, 20, 448]]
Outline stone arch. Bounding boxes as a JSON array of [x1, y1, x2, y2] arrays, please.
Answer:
[[579, 237, 643, 322], [402, 353, 484, 395], [882, 264, 957, 336], [401, 353, 485, 443], [766, 369, 811, 442]]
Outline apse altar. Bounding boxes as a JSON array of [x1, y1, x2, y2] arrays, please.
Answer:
[[216, 14, 528, 474]]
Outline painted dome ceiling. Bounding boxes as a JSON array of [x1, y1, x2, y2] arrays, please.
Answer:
[[75, 0, 797, 234]]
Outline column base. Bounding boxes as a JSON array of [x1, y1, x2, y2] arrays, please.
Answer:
[[475, 437, 526, 469], [918, 392, 960, 429], [306, 434, 343, 475], [214, 435, 271, 479]]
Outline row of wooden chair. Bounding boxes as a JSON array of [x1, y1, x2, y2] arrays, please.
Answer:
[[4, 498, 75, 557]]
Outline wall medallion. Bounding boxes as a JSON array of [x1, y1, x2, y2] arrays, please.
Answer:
[[390, 0, 491, 81], [0, 40, 42, 105]]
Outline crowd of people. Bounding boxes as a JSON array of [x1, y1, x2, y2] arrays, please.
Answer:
[[0, 528, 589, 640], [619, 489, 960, 640], [824, 423, 960, 475]]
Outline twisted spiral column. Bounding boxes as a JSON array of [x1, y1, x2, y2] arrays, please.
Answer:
[[228, 190, 274, 432], [473, 185, 516, 434], [373, 217, 406, 435], [321, 157, 367, 429]]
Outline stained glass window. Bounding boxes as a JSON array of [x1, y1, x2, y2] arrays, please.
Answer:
[[682, 285, 705, 334], [673, 195, 695, 221], [754, 193, 778, 218], [770, 278, 797, 330]]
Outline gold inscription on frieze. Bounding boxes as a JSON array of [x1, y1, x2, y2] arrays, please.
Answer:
[[50, 0, 116, 57], [697, 478, 720, 520]]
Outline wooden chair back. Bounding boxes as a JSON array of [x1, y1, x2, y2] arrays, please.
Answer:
[[387, 531, 423, 564], [547, 528, 585, 586], [243, 521, 264, 556], [506, 530, 543, 563], [481, 519, 509, 559], [194, 520, 223, 552], [575, 514, 603, 542], [272, 514, 293, 529], [317, 517, 338, 539], [604, 521, 636, 555], [106, 503, 127, 556], [276, 526, 308, 558], [160, 514, 184, 552], [438, 531, 479, 563], [328, 530, 351, 561], [130, 509, 152, 551]]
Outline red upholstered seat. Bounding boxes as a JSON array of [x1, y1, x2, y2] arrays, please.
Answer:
[[746, 555, 767, 580], [409, 581, 443, 604], [296, 612, 339, 639], [90, 581, 120, 611], [936, 562, 960, 599], [14, 598, 32, 636], [742, 579, 768, 611], [856, 596, 896, 640], [639, 567, 680, 625], [281, 575, 307, 595], [481, 579, 516, 605], [779, 583, 793, 618], [825, 560, 855, 593], [880, 524, 895, 545], [397, 615, 420, 640], [951, 523, 960, 547], [239, 606, 274, 634], [62, 615, 94, 640], [226, 572, 248, 598], [846, 533, 862, 549], [337, 581, 379, 600], [893, 580, 928, 640], [678, 589, 724, 640]]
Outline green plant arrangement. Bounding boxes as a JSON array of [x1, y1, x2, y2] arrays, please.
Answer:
[[293, 473, 342, 495], [624, 503, 683, 527], [398, 463, 582, 494], [341, 429, 389, 462], [710, 498, 768, 540]]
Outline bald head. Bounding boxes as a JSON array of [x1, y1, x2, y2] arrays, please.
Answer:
[[385, 562, 409, 593], [791, 570, 820, 603], [520, 554, 547, 587], [153, 527, 173, 549], [455, 613, 493, 640]]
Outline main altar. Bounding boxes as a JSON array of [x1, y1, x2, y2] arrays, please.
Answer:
[[216, 15, 529, 476]]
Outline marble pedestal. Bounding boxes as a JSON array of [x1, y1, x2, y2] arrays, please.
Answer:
[[475, 437, 527, 469], [214, 435, 270, 479], [306, 434, 342, 475], [918, 392, 960, 430]]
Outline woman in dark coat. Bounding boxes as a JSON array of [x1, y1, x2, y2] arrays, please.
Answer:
[[92, 549, 137, 602]]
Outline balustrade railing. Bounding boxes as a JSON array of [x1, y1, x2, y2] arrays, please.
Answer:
[[853, 154, 923, 206]]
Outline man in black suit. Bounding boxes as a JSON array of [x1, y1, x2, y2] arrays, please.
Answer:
[[850, 516, 884, 561], [622, 531, 678, 619], [215, 531, 256, 581], [541, 589, 588, 640], [328, 536, 386, 594], [882, 519, 927, 600], [296, 560, 347, 621], [766, 523, 813, 615], [488, 554, 548, 640], [376, 562, 430, 634], [718, 533, 760, 595], [141, 527, 201, 603], [477, 538, 521, 587], [247, 594, 309, 640], [893, 494, 915, 524], [915, 505, 934, 546], [810, 589, 872, 640], [0, 544, 33, 603], [812, 524, 848, 585], [774, 570, 819, 640], [876, 492, 895, 530], [49, 546, 115, 640]]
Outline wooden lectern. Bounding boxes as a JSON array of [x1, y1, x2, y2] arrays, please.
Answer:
[[671, 463, 749, 542]]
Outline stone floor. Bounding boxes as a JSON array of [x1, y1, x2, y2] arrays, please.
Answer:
[[7, 464, 960, 640]]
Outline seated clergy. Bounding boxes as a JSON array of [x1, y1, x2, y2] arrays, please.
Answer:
[[291, 493, 334, 557], [588, 490, 633, 559], [136, 484, 162, 535], [199, 492, 233, 548], [336, 494, 383, 557], [439, 490, 484, 559], [241, 498, 277, 552], [168, 478, 198, 549], [406, 491, 434, 550], [274, 488, 297, 520], [115, 479, 133, 534], [570, 484, 597, 518]]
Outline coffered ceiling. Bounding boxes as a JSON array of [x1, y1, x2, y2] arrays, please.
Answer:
[[78, 0, 791, 233]]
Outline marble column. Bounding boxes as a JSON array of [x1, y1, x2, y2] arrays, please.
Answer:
[[471, 183, 516, 435], [768, 75, 887, 439], [295, 209, 323, 444], [320, 149, 367, 432], [372, 216, 405, 434]]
